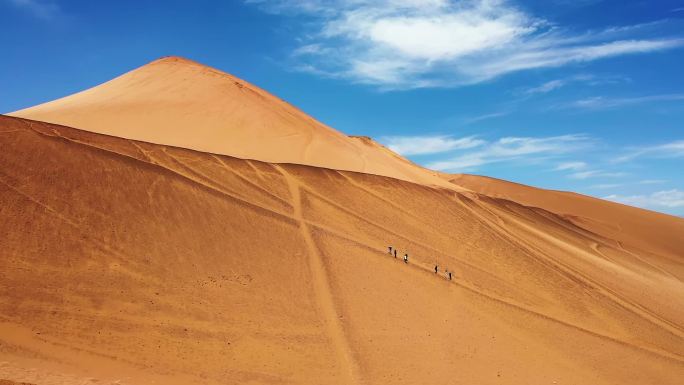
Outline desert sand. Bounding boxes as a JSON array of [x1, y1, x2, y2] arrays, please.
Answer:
[[1, 57, 683, 385], [9, 57, 454, 190], [448, 174, 684, 261]]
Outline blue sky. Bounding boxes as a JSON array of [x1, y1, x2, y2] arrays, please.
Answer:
[[1, 0, 683, 216]]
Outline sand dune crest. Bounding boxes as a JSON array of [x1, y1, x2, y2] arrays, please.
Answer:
[[8, 56, 455, 189]]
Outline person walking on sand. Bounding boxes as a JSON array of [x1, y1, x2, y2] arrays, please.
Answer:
[[448, 271, 453, 281], [388, 246, 393, 255], [403, 254, 409, 264], [434, 265, 439, 274], [394, 249, 397, 258]]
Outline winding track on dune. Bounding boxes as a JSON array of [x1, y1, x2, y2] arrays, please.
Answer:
[[275, 165, 362, 385], [593, 241, 681, 282], [503, 207, 684, 339], [456, 194, 684, 341]]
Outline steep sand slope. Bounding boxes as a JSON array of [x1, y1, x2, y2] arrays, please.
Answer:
[[8, 57, 454, 190], [1, 115, 683, 385], [447, 174, 684, 270]]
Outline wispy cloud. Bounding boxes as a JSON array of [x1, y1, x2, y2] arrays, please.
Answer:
[[569, 170, 626, 179], [615, 140, 684, 162], [382, 135, 485, 156], [462, 111, 509, 125], [591, 183, 623, 189], [564, 93, 684, 110], [7, 0, 60, 20], [591, 180, 666, 190], [249, 0, 684, 88], [523, 73, 628, 95], [525, 79, 567, 95], [555, 161, 587, 171], [427, 134, 592, 171], [604, 189, 684, 212]]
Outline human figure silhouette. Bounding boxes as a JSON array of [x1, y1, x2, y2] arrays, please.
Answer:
[[388, 246, 393, 255], [434, 265, 439, 274], [403, 254, 408, 264], [394, 250, 397, 258], [448, 271, 452, 281]]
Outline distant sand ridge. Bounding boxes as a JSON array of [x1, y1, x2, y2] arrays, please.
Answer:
[[1, 57, 683, 384]]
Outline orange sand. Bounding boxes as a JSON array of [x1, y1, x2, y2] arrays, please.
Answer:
[[1, 115, 682, 384], [9, 57, 454, 190], [448, 174, 684, 262]]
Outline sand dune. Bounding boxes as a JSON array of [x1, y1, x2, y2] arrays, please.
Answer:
[[3, 55, 683, 385], [447, 174, 684, 266], [8, 57, 455, 190], [1, 115, 683, 384]]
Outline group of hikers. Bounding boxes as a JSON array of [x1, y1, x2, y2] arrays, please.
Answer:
[[388, 246, 453, 281]]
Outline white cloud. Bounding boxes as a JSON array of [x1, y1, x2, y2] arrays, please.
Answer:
[[462, 111, 509, 125], [382, 135, 484, 155], [249, 0, 684, 88], [522, 73, 627, 95], [591, 183, 623, 189], [569, 170, 626, 179], [654, 141, 684, 153], [565, 93, 684, 110], [615, 140, 684, 162], [7, 0, 60, 19], [525, 79, 567, 94], [427, 134, 591, 171], [476, 39, 681, 83], [358, 6, 533, 61], [555, 161, 587, 171], [604, 189, 684, 211]]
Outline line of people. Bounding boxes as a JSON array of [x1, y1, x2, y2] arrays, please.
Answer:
[[388, 245, 452, 281]]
